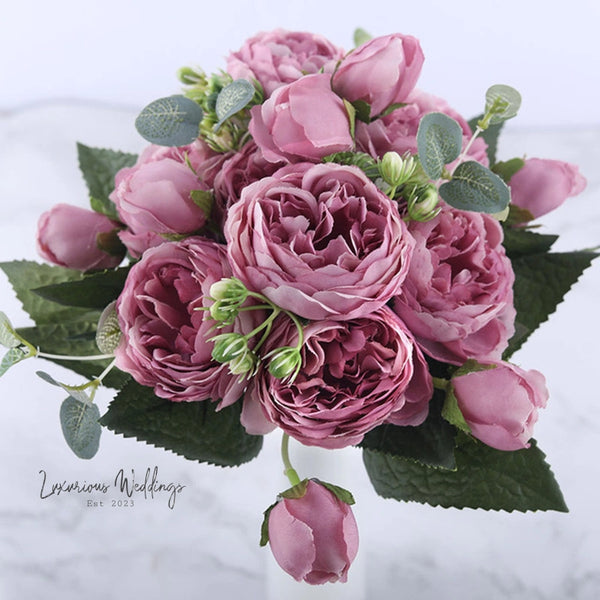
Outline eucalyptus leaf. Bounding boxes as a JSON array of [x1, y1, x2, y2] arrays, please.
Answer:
[[0, 311, 21, 348], [0, 346, 32, 378], [36, 370, 92, 404], [484, 84, 522, 125], [95, 301, 121, 354], [214, 79, 255, 131], [60, 396, 101, 459], [440, 161, 510, 213], [135, 95, 203, 146], [417, 112, 463, 179]]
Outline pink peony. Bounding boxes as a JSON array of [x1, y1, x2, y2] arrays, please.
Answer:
[[452, 362, 549, 451], [393, 206, 515, 365], [509, 158, 587, 219], [224, 162, 415, 321], [114, 237, 255, 407], [227, 29, 344, 97], [247, 307, 415, 449], [267, 480, 359, 584], [356, 89, 488, 165], [248, 73, 354, 163], [332, 33, 424, 116], [36, 203, 124, 271], [110, 147, 210, 258]]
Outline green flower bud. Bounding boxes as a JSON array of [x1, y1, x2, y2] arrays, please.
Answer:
[[267, 346, 303, 382], [229, 348, 259, 376], [209, 300, 239, 325], [380, 152, 417, 187], [209, 277, 248, 304], [210, 332, 248, 363], [407, 184, 441, 222], [177, 66, 206, 86]]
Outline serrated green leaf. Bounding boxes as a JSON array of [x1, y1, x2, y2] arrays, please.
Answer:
[[485, 84, 522, 125], [502, 227, 558, 259], [358, 392, 456, 469], [0, 261, 88, 325], [60, 396, 101, 459], [353, 28, 372, 47], [214, 79, 255, 131], [32, 267, 130, 310], [0, 311, 21, 348], [504, 251, 598, 358], [440, 161, 510, 213], [135, 95, 203, 146], [0, 346, 33, 378], [417, 112, 463, 180], [99, 380, 263, 467], [467, 114, 503, 166], [77, 143, 137, 219], [363, 437, 568, 512]]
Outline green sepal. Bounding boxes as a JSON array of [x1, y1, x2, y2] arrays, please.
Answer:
[[76, 143, 137, 219], [363, 435, 568, 512], [190, 189, 214, 219], [60, 396, 102, 460], [95, 229, 126, 258], [350, 99, 371, 123], [342, 99, 357, 138], [99, 380, 263, 467], [440, 161, 510, 214], [441, 388, 471, 434], [313, 479, 355, 505], [279, 478, 310, 500], [492, 157, 525, 183], [259, 500, 279, 547]]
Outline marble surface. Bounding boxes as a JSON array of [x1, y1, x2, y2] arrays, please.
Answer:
[[0, 103, 599, 600]]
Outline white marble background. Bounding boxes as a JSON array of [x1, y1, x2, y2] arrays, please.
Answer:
[[1, 2, 600, 598]]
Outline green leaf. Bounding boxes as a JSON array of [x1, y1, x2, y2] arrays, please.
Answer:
[[135, 95, 203, 146], [492, 157, 525, 183], [363, 437, 568, 512], [467, 114, 503, 166], [36, 370, 91, 404], [484, 84, 522, 125], [504, 250, 598, 358], [95, 301, 121, 354], [358, 392, 456, 469], [502, 227, 558, 260], [99, 380, 263, 467], [0, 311, 22, 348], [214, 79, 255, 131], [77, 143, 137, 219], [32, 267, 130, 310], [0, 261, 88, 325], [0, 346, 33, 378], [440, 161, 510, 213], [60, 396, 102, 459], [322, 151, 380, 181], [417, 112, 463, 179], [353, 28, 372, 47]]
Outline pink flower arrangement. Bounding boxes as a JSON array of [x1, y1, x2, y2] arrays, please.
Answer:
[[2, 28, 595, 589]]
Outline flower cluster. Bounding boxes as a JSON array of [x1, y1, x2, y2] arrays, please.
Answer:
[[2, 28, 592, 587]]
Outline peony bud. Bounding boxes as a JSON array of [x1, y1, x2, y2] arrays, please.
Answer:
[[228, 347, 258, 376], [380, 151, 417, 187], [406, 184, 441, 222], [210, 332, 248, 363], [263, 479, 359, 585], [267, 346, 302, 381]]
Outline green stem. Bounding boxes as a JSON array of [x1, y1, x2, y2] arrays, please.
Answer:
[[37, 351, 115, 361], [281, 434, 301, 486], [432, 376, 450, 391], [96, 357, 117, 383]]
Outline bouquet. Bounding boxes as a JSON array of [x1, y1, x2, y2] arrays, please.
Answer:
[[0, 28, 595, 585]]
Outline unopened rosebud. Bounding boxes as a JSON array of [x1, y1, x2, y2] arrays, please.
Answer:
[[229, 348, 258, 376], [380, 152, 417, 187], [210, 332, 248, 363], [407, 184, 441, 222], [267, 346, 302, 382]]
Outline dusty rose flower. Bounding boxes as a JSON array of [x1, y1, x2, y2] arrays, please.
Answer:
[[212, 141, 284, 226], [509, 158, 587, 219], [225, 162, 414, 321], [452, 362, 549, 451], [248, 307, 415, 449], [227, 29, 344, 97], [356, 89, 489, 165], [36, 203, 124, 271], [267, 480, 359, 584], [110, 147, 210, 258], [114, 237, 255, 407], [332, 33, 424, 116], [393, 206, 515, 365], [248, 73, 354, 163]]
